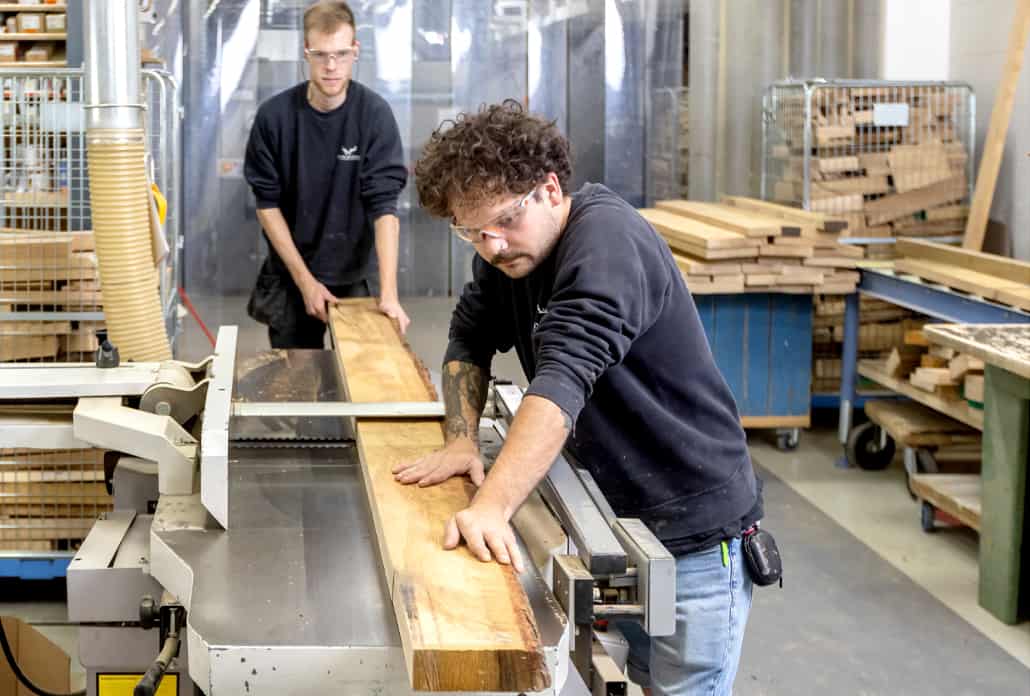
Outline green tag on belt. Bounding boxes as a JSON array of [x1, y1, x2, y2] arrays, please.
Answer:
[[721, 540, 729, 567]]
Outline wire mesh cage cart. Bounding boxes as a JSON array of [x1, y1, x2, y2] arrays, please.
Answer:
[[0, 67, 181, 362], [761, 80, 975, 249]]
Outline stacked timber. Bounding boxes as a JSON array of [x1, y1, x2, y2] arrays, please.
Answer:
[[0, 446, 112, 551], [639, 197, 861, 295], [811, 296, 919, 394], [893, 239, 1030, 313], [0, 230, 104, 361], [767, 86, 971, 254]]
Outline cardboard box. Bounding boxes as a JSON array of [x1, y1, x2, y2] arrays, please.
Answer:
[[0, 617, 71, 696], [0, 42, 22, 63], [15, 12, 44, 33], [43, 12, 64, 32], [24, 41, 54, 61]]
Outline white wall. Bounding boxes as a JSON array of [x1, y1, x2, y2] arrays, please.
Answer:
[[883, 0, 950, 80], [951, 0, 1030, 259]]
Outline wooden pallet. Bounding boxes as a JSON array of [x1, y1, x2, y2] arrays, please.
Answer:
[[909, 474, 981, 531]]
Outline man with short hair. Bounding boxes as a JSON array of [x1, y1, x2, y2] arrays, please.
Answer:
[[245, 0, 409, 348], [395, 100, 763, 696]]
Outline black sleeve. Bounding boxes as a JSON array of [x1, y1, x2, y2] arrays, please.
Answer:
[[443, 257, 515, 369], [361, 98, 408, 220], [526, 206, 671, 421], [244, 106, 282, 210]]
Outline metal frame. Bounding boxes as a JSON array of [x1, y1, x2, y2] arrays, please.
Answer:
[[837, 269, 1030, 445], [761, 78, 976, 246], [0, 66, 181, 345]]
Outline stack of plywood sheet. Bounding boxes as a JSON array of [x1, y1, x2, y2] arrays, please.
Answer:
[[0, 447, 112, 551], [0, 230, 103, 361], [639, 198, 862, 295], [766, 85, 971, 252]]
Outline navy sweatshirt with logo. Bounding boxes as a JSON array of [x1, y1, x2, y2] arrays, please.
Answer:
[[445, 183, 763, 555], [244, 81, 407, 286]]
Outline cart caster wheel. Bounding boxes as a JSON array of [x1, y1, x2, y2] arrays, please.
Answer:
[[776, 429, 800, 451], [921, 501, 937, 533], [846, 422, 896, 470]]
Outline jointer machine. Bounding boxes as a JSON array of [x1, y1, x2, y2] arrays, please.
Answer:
[[0, 326, 676, 695]]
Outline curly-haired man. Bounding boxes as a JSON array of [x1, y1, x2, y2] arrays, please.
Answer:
[[395, 100, 762, 696]]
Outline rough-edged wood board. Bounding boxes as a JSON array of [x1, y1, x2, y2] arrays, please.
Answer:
[[0, 334, 58, 361], [964, 0, 1030, 250], [994, 286, 1030, 312], [864, 400, 979, 447], [815, 155, 860, 175], [0, 517, 96, 542], [865, 174, 967, 226], [814, 243, 864, 259], [923, 324, 1030, 382], [909, 474, 982, 531], [894, 258, 1024, 300], [744, 273, 780, 287], [812, 176, 890, 198], [720, 195, 848, 232], [803, 256, 857, 268], [965, 373, 986, 402], [0, 321, 72, 335], [896, 238, 1030, 285], [949, 354, 985, 381], [926, 204, 969, 222], [328, 300, 548, 692], [654, 200, 780, 238], [640, 208, 757, 249], [858, 152, 890, 176], [809, 193, 864, 214], [671, 254, 742, 276], [858, 359, 983, 430], [0, 481, 109, 506], [758, 243, 813, 259], [888, 142, 952, 193], [686, 275, 745, 294]]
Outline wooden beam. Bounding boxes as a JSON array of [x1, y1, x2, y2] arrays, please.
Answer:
[[896, 238, 1030, 285], [654, 200, 781, 238], [720, 195, 848, 232], [964, 0, 1030, 250], [639, 208, 757, 249], [328, 300, 548, 693], [865, 174, 968, 226]]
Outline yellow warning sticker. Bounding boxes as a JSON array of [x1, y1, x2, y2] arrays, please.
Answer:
[[98, 674, 178, 695]]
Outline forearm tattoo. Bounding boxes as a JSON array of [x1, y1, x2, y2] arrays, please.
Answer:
[[442, 361, 489, 443]]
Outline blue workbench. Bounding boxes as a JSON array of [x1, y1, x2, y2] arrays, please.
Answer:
[[0, 552, 73, 580]]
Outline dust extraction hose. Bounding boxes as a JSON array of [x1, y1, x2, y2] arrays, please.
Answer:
[[86, 129, 171, 361]]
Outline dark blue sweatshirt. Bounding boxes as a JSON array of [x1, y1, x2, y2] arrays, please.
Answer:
[[244, 81, 407, 285], [445, 183, 762, 555]]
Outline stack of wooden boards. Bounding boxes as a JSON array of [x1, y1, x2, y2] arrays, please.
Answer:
[[894, 238, 1030, 312], [639, 196, 862, 294], [767, 85, 971, 247], [329, 300, 548, 692], [859, 327, 985, 430], [1, 229, 104, 361], [0, 444, 111, 551], [812, 295, 918, 394]]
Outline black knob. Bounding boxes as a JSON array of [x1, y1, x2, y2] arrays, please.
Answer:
[[139, 595, 159, 629], [95, 329, 120, 368]]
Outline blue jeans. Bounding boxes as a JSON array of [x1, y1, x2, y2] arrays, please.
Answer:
[[619, 537, 753, 695]]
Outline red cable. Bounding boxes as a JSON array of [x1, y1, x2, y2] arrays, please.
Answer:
[[178, 287, 216, 347]]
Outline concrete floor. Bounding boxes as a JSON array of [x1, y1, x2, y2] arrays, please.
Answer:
[[3, 293, 1029, 694]]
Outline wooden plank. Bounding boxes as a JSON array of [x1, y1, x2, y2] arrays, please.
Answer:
[[994, 286, 1030, 312], [909, 474, 982, 531], [864, 400, 979, 447], [866, 174, 968, 226], [886, 346, 922, 378], [639, 208, 759, 248], [964, 0, 1030, 250], [949, 354, 985, 381], [778, 267, 825, 285], [758, 244, 813, 259], [815, 156, 860, 176], [328, 300, 548, 692], [896, 238, 1030, 285], [0, 482, 110, 506], [744, 274, 780, 287], [812, 176, 890, 198], [926, 204, 969, 222], [858, 359, 983, 429], [965, 373, 985, 402], [808, 193, 864, 214], [858, 152, 890, 176], [0, 518, 95, 542], [895, 258, 1024, 300], [0, 289, 102, 307], [654, 200, 781, 238], [720, 195, 848, 232], [888, 142, 953, 193], [0, 334, 58, 361], [0, 321, 72, 335], [686, 275, 746, 294], [672, 255, 743, 276], [803, 256, 857, 268], [740, 415, 810, 429]]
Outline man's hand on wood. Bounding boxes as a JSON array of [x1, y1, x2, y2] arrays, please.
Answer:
[[378, 297, 411, 334], [392, 436, 485, 487], [299, 277, 337, 322], [444, 500, 524, 573]]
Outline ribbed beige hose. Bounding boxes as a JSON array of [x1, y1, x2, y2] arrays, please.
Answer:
[[86, 128, 171, 361]]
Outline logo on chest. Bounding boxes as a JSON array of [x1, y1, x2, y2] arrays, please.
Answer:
[[338, 145, 360, 162]]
